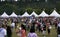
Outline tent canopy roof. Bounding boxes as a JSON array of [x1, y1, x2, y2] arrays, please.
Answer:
[[22, 12, 30, 17], [30, 11, 38, 17], [1, 12, 9, 17], [10, 12, 17, 17], [50, 10, 60, 17], [39, 11, 49, 17]]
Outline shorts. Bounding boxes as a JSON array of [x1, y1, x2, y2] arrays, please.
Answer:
[[43, 31, 46, 35], [58, 35, 60, 37], [48, 29, 50, 34]]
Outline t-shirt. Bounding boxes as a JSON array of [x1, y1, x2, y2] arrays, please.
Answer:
[[58, 35, 60, 37], [0, 28, 7, 37], [58, 23, 60, 27], [21, 29, 26, 37], [43, 25, 46, 31], [28, 33, 38, 37], [11, 23, 15, 27]]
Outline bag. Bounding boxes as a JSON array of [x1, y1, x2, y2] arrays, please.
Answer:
[[17, 33, 21, 37], [49, 26, 52, 29]]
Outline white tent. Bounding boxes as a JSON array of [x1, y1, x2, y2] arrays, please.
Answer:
[[30, 11, 38, 17], [18, 15, 21, 17], [14, 0, 18, 1], [1, 12, 9, 18], [22, 12, 30, 17], [1, 0, 5, 1], [10, 12, 17, 17], [39, 11, 49, 17], [50, 10, 60, 17]]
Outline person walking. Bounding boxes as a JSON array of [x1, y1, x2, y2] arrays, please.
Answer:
[[7, 26, 12, 37], [57, 21, 60, 37], [42, 24, 46, 37], [0, 24, 7, 37], [46, 20, 52, 36], [21, 24, 26, 37], [27, 26, 38, 37]]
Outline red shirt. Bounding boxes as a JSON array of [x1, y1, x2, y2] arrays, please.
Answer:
[[21, 29, 26, 37]]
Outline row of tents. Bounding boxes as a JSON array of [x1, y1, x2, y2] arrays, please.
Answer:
[[1, 0, 18, 2], [1, 10, 60, 18]]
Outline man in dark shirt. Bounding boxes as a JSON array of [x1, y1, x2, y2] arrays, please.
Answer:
[[7, 26, 12, 37]]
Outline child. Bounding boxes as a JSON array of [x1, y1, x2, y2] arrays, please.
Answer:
[[21, 24, 26, 37]]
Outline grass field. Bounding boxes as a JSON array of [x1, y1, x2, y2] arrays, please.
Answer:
[[12, 25, 57, 37]]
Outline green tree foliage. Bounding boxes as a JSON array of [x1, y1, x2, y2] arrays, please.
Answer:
[[0, 1, 60, 15]]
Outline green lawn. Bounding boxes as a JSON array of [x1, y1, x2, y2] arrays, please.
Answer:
[[12, 25, 57, 37]]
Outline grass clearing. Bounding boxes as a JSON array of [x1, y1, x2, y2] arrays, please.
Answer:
[[12, 25, 57, 37]]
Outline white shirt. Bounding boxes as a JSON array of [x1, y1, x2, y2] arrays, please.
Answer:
[[11, 22, 15, 27], [19, 27, 21, 30], [58, 35, 60, 37], [58, 23, 60, 27], [0, 28, 7, 37], [28, 33, 38, 37]]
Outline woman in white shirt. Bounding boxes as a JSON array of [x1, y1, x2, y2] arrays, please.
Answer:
[[0, 24, 7, 37], [27, 26, 38, 37]]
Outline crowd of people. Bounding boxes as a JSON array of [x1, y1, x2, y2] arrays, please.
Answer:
[[0, 15, 60, 37]]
